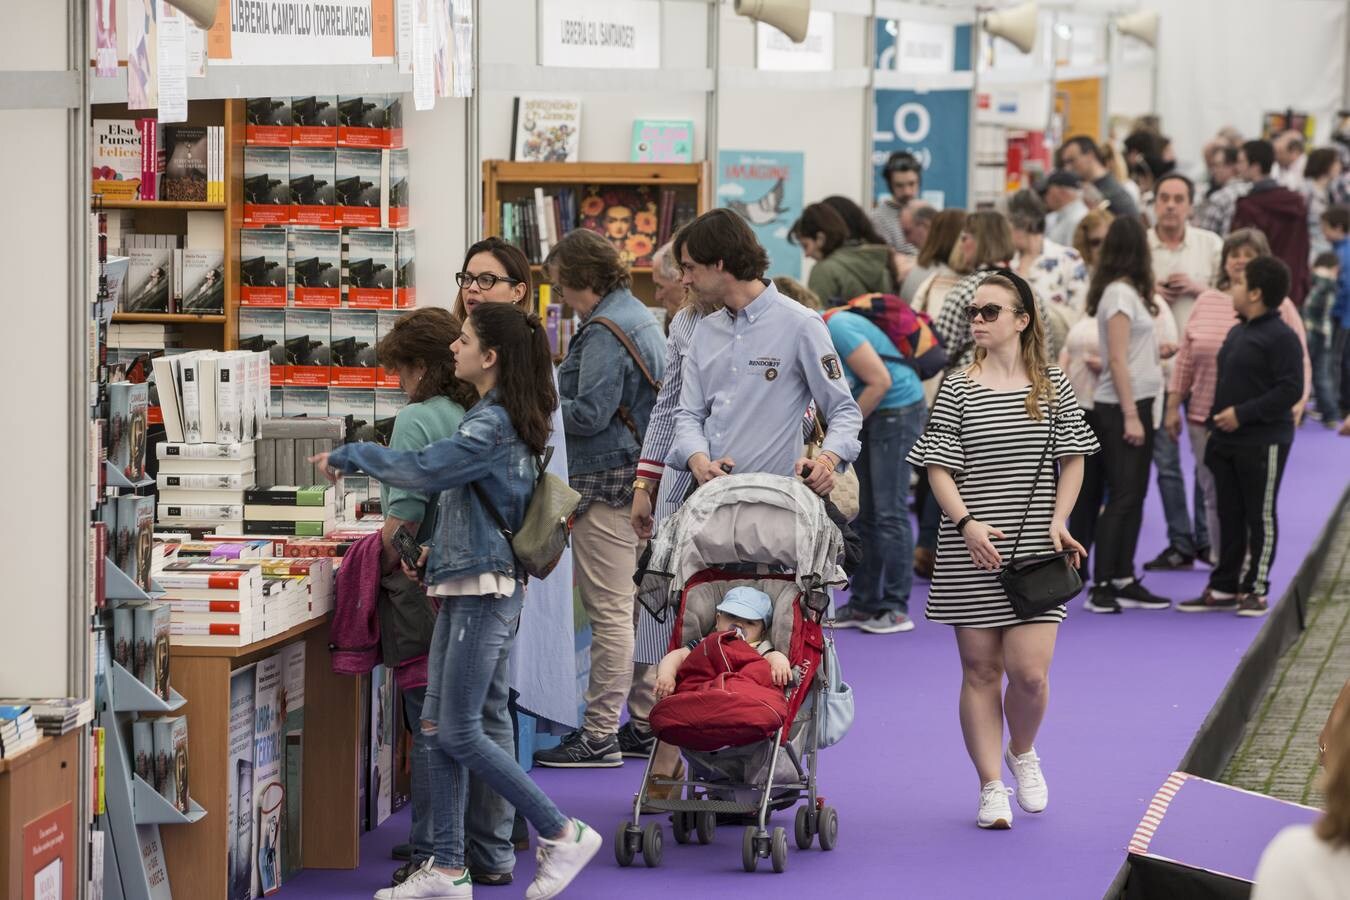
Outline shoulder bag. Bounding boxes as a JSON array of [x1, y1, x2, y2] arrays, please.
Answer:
[[470, 446, 580, 582], [806, 416, 861, 522], [582, 316, 662, 445], [996, 398, 1083, 619]]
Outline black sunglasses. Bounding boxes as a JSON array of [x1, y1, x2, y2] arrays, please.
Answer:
[[964, 303, 1023, 323], [456, 271, 521, 290]]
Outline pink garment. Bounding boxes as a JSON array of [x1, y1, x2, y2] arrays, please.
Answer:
[[395, 656, 428, 693], [330, 530, 384, 675]]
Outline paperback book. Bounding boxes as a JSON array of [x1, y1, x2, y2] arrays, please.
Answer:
[[244, 148, 292, 226], [511, 95, 581, 162], [395, 229, 415, 308], [153, 715, 190, 813], [92, 119, 144, 198], [238, 309, 287, 381], [133, 602, 171, 700], [180, 249, 225, 313], [375, 311, 403, 387], [387, 148, 410, 228], [108, 381, 149, 481], [335, 148, 383, 228], [132, 719, 155, 784], [631, 118, 695, 163], [228, 665, 256, 900], [291, 229, 342, 307], [292, 95, 338, 146], [240, 228, 288, 306], [328, 388, 376, 434], [246, 97, 293, 146], [284, 309, 332, 385], [338, 94, 403, 148], [252, 655, 284, 897], [124, 247, 173, 313], [329, 310, 378, 386], [290, 148, 337, 227], [578, 185, 659, 268], [345, 229, 396, 308], [281, 386, 329, 418], [161, 125, 208, 202]]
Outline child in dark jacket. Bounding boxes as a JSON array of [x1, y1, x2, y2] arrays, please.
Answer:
[[1303, 251, 1341, 426], [1181, 256, 1305, 618]]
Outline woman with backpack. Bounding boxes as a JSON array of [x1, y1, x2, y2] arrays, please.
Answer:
[[313, 302, 601, 900]]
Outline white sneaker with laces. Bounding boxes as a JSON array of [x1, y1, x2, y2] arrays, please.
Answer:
[[373, 858, 473, 900], [976, 781, 1013, 829], [525, 819, 601, 900], [1004, 746, 1048, 813]]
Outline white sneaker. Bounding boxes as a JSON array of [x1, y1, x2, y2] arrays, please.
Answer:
[[976, 781, 1013, 829], [373, 858, 473, 900], [1004, 746, 1048, 813], [525, 819, 601, 900]]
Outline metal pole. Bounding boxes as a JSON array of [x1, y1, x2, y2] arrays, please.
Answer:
[[863, 0, 878, 205], [706, 0, 720, 167], [466, 0, 483, 242], [969, 20, 981, 208]]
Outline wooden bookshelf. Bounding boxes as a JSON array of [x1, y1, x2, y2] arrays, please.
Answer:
[[483, 160, 711, 305], [93, 98, 244, 350], [0, 732, 79, 900]]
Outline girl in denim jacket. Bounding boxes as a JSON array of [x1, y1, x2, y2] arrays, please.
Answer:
[[315, 303, 601, 900]]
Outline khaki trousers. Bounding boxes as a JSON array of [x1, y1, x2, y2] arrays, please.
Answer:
[[1188, 423, 1221, 564], [572, 501, 641, 736]]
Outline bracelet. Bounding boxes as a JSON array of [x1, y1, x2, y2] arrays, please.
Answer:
[[956, 514, 975, 534]]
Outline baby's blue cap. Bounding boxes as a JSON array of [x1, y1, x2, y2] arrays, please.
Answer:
[[717, 587, 773, 625]]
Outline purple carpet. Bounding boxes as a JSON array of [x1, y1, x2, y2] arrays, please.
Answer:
[[286, 425, 1348, 899]]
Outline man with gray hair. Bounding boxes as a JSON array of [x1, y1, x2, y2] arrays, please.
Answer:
[[1275, 130, 1307, 191], [649, 241, 686, 332]]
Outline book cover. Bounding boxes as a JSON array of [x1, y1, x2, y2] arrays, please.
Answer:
[[289, 148, 337, 227], [338, 94, 400, 148], [346, 229, 396, 308], [284, 309, 331, 386], [93, 725, 106, 815], [375, 310, 403, 387], [335, 148, 383, 227], [631, 118, 695, 163], [133, 602, 171, 699], [108, 381, 149, 481], [115, 495, 153, 589], [374, 389, 407, 443], [395, 229, 415, 308], [511, 95, 581, 162], [180, 249, 225, 312], [717, 149, 805, 279], [579, 185, 659, 268], [328, 388, 376, 434], [227, 665, 256, 900], [386, 148, 409, 228], [252, 655, 284, 898], [151, 717, 172, 804], [369, 665, 394, 827], [161, 125, 208, 202], [329, 310, 378, 386], [125, 247, 173, 312], [244, 148, 292, 226], [292, 95, 338, 146], [111, 605, 133, 671], [278, 642, 305, 881], [291, 229, 342, 307], [153, 716, 189, 812], [239, 228, 288, 307], [92, 119, 143, 198], [214, 352, 245, 442], [246, 97, 293, 147], [238, 308, 287, 385], [281, 386, 328, 418], [136, 118, 159, 201], [132, 719, 154, 784]]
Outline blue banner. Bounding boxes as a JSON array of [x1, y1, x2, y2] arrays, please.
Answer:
[[716, 149, 805, 279], [872, 88, 971, 211]]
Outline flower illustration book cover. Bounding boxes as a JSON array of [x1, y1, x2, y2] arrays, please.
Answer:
[[578, 186, 659, 268], [511, 95, 582, 163]]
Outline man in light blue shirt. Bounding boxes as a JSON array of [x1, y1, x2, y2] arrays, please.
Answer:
[[668, 209, 862, 495]]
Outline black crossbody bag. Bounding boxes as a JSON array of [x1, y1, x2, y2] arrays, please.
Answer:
[[997, 402, 1083, 619]]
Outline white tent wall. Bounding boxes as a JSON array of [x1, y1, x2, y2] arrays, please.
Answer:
[[405, 98, 471, 310]]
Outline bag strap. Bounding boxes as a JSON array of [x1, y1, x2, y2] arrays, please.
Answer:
[[468, 446, 553, 544], [581, 316, 662, 445], [1005, 382, 1058, 564]]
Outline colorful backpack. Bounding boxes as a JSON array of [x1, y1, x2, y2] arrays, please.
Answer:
[[822, 293, 948, 380]]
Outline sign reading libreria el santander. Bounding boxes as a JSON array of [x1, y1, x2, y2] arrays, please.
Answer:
[[209, 0, 395, 67], [538, 0, 661, 69]]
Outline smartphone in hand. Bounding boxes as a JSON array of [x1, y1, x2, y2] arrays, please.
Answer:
[[391, 529, 424, 573]]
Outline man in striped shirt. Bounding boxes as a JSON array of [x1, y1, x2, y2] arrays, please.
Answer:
[[869, 151, 922, 255]]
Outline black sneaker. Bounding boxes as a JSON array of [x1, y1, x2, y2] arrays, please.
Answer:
[[391, 842, 413, 862], [1143, 547, 1195, 571], [1195, 546, 1213, 566], [1083, 587, 1121, 614], [617, 721, 656, 758], [1112, 579, 1172, 610], [1177, 590, 1239, 613], [391, 858, 429, 886], [532, 730, 623, 768], [1237, 594, 1269, 617], [471, 871, 514, 886]]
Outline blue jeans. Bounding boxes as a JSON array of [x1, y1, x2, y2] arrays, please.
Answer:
[[849, 401, 924, 615], [1308, 331, 1340, 421], [422, 587, 568, 869], [1151, 410, 1202, 556]]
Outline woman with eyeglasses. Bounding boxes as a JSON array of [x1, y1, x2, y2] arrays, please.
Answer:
[[451, 236, 533, 320], [907, 270, 1098, 829]]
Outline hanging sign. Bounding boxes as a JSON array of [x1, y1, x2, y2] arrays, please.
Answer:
[[756, 11, 834, 71], [538, 0, 661, 69], [873, 88, 970, 210], [207, 0, 396, 66], [894, 20, 954, 73]]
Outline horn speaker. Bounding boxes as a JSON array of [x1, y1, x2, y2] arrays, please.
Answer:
[[982, 1, 1039, 55], [1115, 10, 1159, 48], [734, 0, 810, 44], [162, 0, 218, 30]]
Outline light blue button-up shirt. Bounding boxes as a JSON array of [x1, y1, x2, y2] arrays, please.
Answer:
[[669, 280, 863, 475]]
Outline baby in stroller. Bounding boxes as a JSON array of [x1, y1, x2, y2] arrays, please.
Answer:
[[653, 587, 793, 701]]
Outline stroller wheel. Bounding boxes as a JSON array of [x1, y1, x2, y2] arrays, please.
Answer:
[[642, 822, 664, 868], [614, 820, 637, 867], [770, 827, 788, 873], [741, 826, 760, 872], [818, 806, 839, 851], [794, 806, 814, 850], [672, 811, 692, 845], [695, 810, 716, 845]]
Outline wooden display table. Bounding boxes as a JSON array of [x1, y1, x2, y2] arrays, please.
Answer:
[[162, 615, 362, 900], [0, 731, 81, 900]]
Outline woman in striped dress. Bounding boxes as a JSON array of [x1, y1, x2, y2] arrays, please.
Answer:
[[906, 271, 1098, 831]]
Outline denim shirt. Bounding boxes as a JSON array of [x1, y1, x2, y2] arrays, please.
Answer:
[[326, 392, 537, 586], [557, 287, 666, 476]]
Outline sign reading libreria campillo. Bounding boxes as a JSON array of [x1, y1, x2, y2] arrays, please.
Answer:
[[212, 0, 391, 67]]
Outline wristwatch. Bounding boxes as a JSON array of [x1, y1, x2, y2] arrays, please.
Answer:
[[633, 478, 654, 494]]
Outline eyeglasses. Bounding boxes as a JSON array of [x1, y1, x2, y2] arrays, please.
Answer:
[[964, 303, 1022, 323], [456, 271, 521, 291]]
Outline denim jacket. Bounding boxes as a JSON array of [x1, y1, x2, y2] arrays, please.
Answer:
[[558, 287, 666, 476], [326, 391, 537, 586]]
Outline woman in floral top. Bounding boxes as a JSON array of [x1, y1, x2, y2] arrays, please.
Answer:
[[1009, 189, 1091, 313]]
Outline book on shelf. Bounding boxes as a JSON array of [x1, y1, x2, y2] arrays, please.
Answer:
[[132, 720, 154, 783], [338, 93, 403, 149], [244, 148, 292, 225], [631, 118, 695, 163], [239, 309, 287, 386], [335, 148, 383, 227], [116, 494, 155, 591], [246, 97, 293, 146], [375, 311, 403, 387], [92, 119, 143, 199], [241, 228, 288, 306], [244, 519, 332, 538], [329, 388, 376, 438], [329, 310, 378, 386], [387, 148, 410, 228], [153, 715, 190, 813], [159, 441, 256, 460], [108, 324, 183, 350], [511, 95, 581, 163], [290, 148, 337, 227], [0, 705, 40, 758], [124, 246, 173, 312], [284, 308, 332, 385], [281, 386, 329, 418], [180, 249, 225, 313], [108, 381, 149, 481], [158, 471, 251, 492], [161, 125, 208, 202], [395, 229, 415, 308], [136, 117, 160, 202], [291, 229, 342, 307], [293, 95, 338, 146], [345, 229, 397, 308], [158, 503, 244, 523], [93, 725, 106, 815], [133, 602, 171, 700]]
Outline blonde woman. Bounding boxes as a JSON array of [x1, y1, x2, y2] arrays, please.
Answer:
[[907, 270, 1098, 829]]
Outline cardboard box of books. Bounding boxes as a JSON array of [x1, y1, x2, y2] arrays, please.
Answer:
[[162, 125, 209, 202], [395, 229, 415, 308], [124, 246, 173, 313], [108, 381, 149, 481], [240, 228, 288, 306], [387, 148, 409, 228], [284, 309, 331, 386], [345, 229, 396, 308], [375, 310, 403, 387], [244, 147, 292, 225], [246, 97, 293, 146], [282, 387, 328, 418], [338, 94, 402, 149], [329, 387, 375, 434], [329, 310, 378, 387], [181, 249, 226, 313], [290, 229, 341, 308], [292, 95, 338, 146], [335, 149, 383, 228], [92, 119, 143, 198], [289, 148, 337, 228], [239, 309, 287, 384]]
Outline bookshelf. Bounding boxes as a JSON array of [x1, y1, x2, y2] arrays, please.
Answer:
[[483, 160, 711, 305], [93, 98, 245, 350]]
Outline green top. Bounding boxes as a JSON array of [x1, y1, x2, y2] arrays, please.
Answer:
[[380, 395, 466, 544]]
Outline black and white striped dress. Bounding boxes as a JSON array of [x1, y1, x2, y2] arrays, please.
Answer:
[[905, 366, 1099, 628]]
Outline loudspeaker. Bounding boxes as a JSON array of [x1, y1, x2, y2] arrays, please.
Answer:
[[734, 0, 810, 44], [1115, 10, 1159, 48], [162, 0, 217, 30], [982, 1, 1039, 55]]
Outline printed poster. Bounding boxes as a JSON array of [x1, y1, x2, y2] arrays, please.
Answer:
[[278, 643, 306, 882], [872, 88, 970, 211], [95, 0, 118, 77], [23, 802, 74, 900], [252, 656, 283, 898], [228, 665, 256, 900], [127, 0, 158, 110], [716, 150, 804, 280], [368, 664, 394, 828]]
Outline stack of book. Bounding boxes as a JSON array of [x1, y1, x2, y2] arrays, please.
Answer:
[[108, 324, 183, 350], [110, 602, 171, 698], [156, 442, 257, 529], [1, 699, 95, 738], [152, 349, 271, 446], [244, 484, 337, 538], [156, 563, 269, 646], [0, 705, 40, 758]]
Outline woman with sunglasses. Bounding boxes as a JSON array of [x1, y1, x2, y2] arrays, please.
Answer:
[[907, 270, 1098, 830]]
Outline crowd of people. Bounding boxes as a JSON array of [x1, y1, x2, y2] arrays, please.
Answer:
[[305, 121, 1350, 897]]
